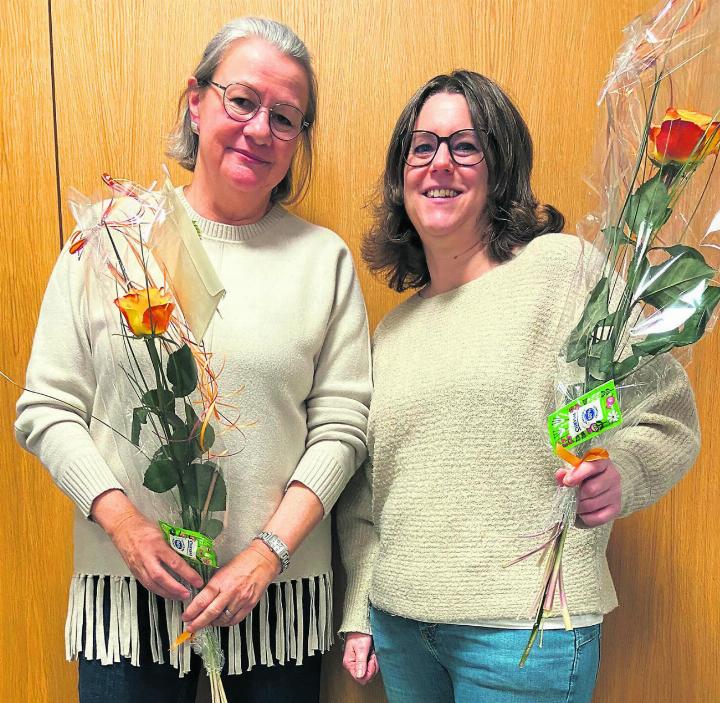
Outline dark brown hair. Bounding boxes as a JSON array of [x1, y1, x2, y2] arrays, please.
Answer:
[[363, 70, 565, 291]]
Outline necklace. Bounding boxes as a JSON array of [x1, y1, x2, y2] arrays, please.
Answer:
[[453, 238, 483, 260]]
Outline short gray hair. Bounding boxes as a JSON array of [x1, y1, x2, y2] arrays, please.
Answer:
[[166, 17, 317, 204]]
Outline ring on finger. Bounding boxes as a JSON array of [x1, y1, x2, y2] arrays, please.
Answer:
[[223, 607, 234, 619]]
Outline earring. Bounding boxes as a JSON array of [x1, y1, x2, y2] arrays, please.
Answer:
[[190, 121, 199, 134]]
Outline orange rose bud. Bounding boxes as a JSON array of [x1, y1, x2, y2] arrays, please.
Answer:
[[648, 107, 720, 165], [114, 287, 175, 336]]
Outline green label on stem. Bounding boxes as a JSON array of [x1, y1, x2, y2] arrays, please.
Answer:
[[547, 380, 623, 450], [159, 521, 217, 567]]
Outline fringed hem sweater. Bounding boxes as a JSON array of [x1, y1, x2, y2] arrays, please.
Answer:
[[16, 192, 372, 672]]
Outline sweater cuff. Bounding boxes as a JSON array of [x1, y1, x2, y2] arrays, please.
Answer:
[[57, 450, 125, 518], [339, 538, 378, 635], [288, 442, 352, 515], [606, 447, 643, 517], [339, 585, 372, 635]]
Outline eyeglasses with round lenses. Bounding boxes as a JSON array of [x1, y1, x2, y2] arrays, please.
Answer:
[[404, 129, 486, 167], [208, 81, 310, 141]]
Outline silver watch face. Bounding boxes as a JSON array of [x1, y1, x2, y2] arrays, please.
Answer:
[[257, 531, 290, 572]]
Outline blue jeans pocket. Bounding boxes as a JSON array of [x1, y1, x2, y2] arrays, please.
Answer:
[[575, 623, 601, 648], [566, 625, 602, 703]]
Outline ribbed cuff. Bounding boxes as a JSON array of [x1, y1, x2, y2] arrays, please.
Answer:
[[339, 585, 372, 635], [338, 534, 378, 635], [288, 442, 350, 514], [57, 451, 125, 518], [606, 447, 643, 517]]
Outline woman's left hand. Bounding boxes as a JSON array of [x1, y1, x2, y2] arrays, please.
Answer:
[[555, 457, 622, 527], [182, 542, 281, 632]]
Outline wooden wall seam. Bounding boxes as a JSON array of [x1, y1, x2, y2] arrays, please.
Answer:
[[47, 0, 65, 250]]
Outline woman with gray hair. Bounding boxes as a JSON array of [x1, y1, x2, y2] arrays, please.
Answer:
[[16, 17, 370, 703]]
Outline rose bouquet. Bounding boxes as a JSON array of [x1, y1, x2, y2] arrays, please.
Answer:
[[68, 173, 234, 701], [510, 0, 720, 666]]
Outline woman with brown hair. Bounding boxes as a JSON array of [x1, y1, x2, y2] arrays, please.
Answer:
[[338, 69, 698, 702]]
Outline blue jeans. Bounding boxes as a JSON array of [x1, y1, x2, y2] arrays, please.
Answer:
[[370, 606, 600, 703]]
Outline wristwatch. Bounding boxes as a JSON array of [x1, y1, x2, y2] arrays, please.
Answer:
[[254, 531, 291, 573]]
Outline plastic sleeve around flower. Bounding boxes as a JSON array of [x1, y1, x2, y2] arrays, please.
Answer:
[[605, 357, 700, 518], [287, 246, 371, 515], [336, 458, 378, 635], [14, 243, 124, 518]]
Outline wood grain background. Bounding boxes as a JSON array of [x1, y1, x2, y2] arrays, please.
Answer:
[[1, 0, 718, 701]]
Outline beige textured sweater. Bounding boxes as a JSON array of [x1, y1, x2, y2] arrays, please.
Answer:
[[16, 194, 371, 672], [338, 233, 700, 634]]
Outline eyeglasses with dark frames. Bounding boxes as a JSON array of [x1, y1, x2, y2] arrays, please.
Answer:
[[404, 129, 487, 167], [207, 81, 310, 141]]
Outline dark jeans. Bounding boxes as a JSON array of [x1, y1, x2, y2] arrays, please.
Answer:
[[78, 578, 321, 703], [78, 654, 322, 703]]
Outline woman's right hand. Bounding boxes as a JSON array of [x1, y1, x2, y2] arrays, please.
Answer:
[[91, 489, 204, 600], [343, 632, 379, 685]]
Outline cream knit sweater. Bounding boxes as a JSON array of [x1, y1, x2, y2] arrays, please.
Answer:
[[338, 233, 699, 634], [16, 193, 371, 672]]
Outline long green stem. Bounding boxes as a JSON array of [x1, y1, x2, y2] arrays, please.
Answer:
[[144, 338, 172, 439], [107, 238, 171, 452]]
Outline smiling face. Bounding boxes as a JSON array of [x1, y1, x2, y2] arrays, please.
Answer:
[[188, 38, 309, 207], [403, 92, 490, 250]]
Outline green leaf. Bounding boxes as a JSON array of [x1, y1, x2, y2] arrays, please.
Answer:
[[184, 404, 202, 459], [632, 284, 720, 356], [143, 447, 179, 493], [602, 226, 634, 249], [185, 403, 199, 426], [166, 411, 186, 433], [197, 422, 215, 453], [203, 518, 224, 539], [566, 277, 611, 363], [142, 388, 175, 414], [585, 373, 605, 391], [131, 407, 148, 446], [168, 424, 192, 464], [167, 344, 198, 398], [184, 403, 215, 456], [625, 174, 671, 235], [206, 471, 227, 512], [586, 339, 615, 382], [181, 462, 227, 512], [637, 245, 715, 310], [611, 354, 640, 382]]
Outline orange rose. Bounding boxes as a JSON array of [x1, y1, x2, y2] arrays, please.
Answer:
[[114, 287, 174, 336], [648, 107, 720, 164]]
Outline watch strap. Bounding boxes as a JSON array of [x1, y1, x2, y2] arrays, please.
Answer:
[[254, 531, 290, 573]]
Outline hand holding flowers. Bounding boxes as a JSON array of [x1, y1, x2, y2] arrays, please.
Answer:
[[92, 488, 204, 601], [555, 458, 622, 527], [183, 543, 280, 631]]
